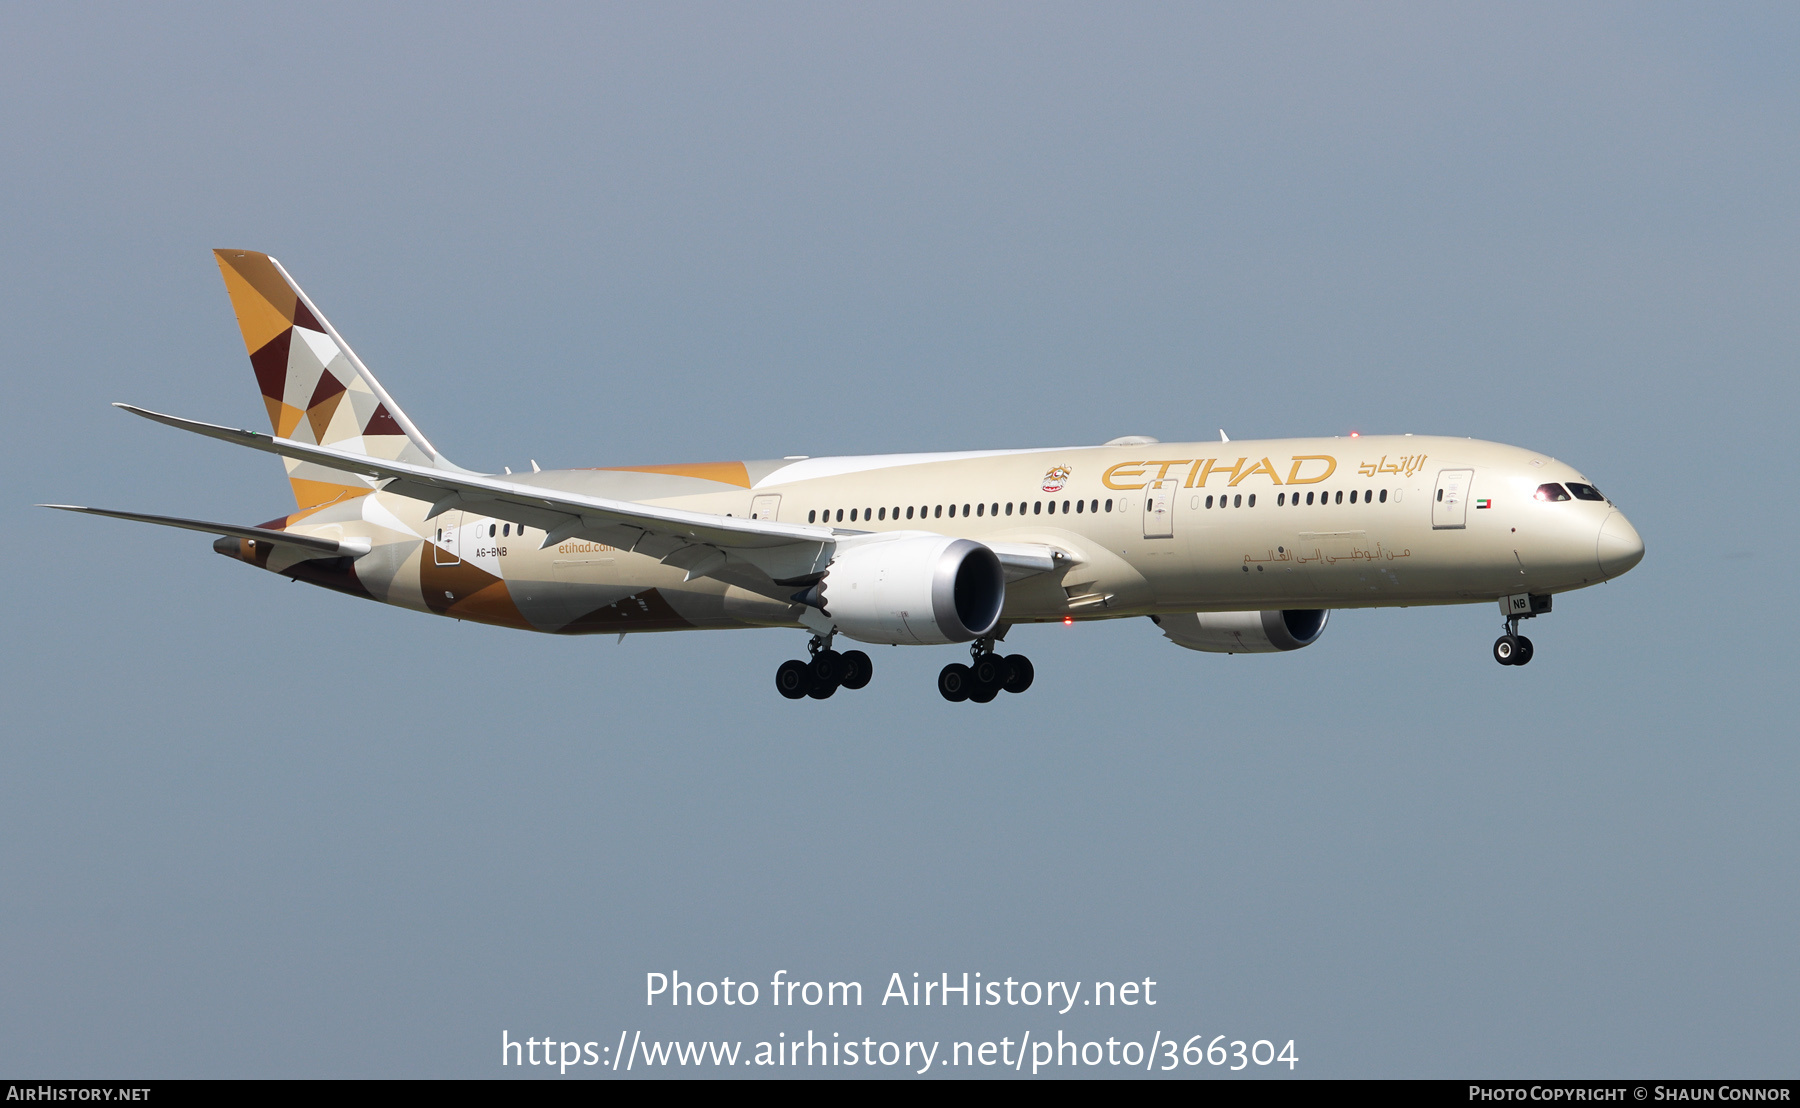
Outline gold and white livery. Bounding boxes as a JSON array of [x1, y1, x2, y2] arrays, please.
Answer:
[[47, 251, 1645, 701]]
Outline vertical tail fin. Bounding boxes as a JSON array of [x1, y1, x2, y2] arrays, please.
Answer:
[[213, 249, 460, 511]]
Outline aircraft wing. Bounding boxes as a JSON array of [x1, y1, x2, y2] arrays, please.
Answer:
[[40, 504, 366, 556], [114, 405, 1071, 591]]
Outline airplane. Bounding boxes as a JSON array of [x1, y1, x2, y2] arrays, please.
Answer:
[[46, 250, 1645, 702]]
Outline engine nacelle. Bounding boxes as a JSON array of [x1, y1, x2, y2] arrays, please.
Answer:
[[813, 536, 1004, 646], [1155, 609, 1329, 653]]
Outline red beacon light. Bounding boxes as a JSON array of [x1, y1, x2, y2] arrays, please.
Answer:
[[1062, 616, 1074, 626]]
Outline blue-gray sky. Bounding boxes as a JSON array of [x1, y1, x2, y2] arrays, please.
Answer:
[[3, 2, 1795, 1078]]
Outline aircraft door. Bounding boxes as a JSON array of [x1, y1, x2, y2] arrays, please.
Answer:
[[433, 511, 463, 565], [750, 494, 781, 521], [1432, 469, 1474, 529], [1143, 479, 1178, 539]]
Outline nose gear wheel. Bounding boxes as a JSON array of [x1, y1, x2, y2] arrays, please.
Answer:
[[1493, 616, 1535, 666]]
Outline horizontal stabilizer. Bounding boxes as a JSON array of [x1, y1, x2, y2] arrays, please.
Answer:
[[39, 504, 366, 556]]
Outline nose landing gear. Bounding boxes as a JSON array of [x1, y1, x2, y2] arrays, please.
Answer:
[[939, 639, 1034, 703], [1493, 632, 1533, 665], [1492, 593, 1549, 666], [1492, 618, 1535, 667], [775, 633, 874, 700]]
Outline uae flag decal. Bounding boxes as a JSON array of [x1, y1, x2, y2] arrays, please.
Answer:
[[1475, 498, 1492, 509]]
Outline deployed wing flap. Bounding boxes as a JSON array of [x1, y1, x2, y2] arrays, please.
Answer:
[[39, 504, 364, 556]]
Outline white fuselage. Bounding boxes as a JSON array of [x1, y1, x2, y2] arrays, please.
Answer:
[[247, 433, 1643, 637]]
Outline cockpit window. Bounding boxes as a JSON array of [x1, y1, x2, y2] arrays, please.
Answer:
[[1534, 483, 1572, 502], [1566, 482, 1606, 502]]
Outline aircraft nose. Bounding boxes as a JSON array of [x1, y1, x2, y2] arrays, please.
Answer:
[[1596, 511, 1644, 579]]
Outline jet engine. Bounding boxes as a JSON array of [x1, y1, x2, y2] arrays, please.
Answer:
[[1154, 609, 1329, 653], [809, 536, 1004, 646]]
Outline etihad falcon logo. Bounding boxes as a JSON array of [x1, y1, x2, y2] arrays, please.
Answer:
[[1042, 465, 1071, 493]]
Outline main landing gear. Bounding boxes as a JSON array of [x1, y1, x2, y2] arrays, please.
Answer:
[[775, 633, 873, 700], [938, 640, 1034, 703], [1492, 618, 1535, 667]]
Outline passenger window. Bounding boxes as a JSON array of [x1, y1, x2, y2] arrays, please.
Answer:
[[1233, 494, 1242, 508], [1379, 489, 1388, 503], [489, 523, 497, 537], [1335, 491, 1343, 505], [992, 503, 999, 516], [1105, 499, 1113, 512], [1535, 483, 1572, 502], [1306, 491, 1314, 505], [1034, 501, 1042, 515], [1436, 489, 1443, 502], [906, 506, 914, 519], [1061, 500, 1070, 513], [1247, 494, 1255, 507], [502, 524, 510, 536], [1351, 490, 1358, 504], [1091, 499, 1099, 513], [1567, 483, 1606, 502], [1277, 493, 1285, 506], [1205, 495, 1213, 509], [808, 510, 816, 523], [976, 503, 985, 517], [934, 505, 942, 518], [1005, 502, 1013, 516], [878, 507, 886, 520], [1365, 489, 1372, 502], [836, 509, 844, 522]]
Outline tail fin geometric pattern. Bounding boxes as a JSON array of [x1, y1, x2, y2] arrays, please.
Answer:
[[214, 249, 453, 511]]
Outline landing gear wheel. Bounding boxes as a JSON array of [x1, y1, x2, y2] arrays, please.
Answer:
[[1493, 634, 1519, 665], [938, 663, 972, 702], [1513, 636, 1534, 666], [970, 653, 1006, 689], [840, 649, 873, 690], [810, 649, 845, 685], [775, 659, 812, 700], [806, 676, 838, 699], [1001, 654, 1034, 694], [969, 681, 1000, 704]]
